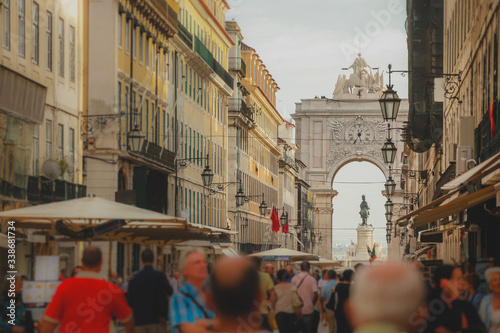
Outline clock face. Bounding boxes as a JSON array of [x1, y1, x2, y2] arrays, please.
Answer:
[[348, 125, 371, 143]]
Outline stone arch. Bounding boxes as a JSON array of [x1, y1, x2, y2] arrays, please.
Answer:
[[327, 153, 390, 188]]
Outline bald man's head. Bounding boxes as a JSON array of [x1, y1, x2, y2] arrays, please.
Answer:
[[82, 246, 102, 269], [211, 258, 259, 317], [349, 262, 425, 330]]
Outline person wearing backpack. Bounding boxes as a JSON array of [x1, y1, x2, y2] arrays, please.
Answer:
[[292, 261, 318, 333], [273, 269, 300, 333], [326, 269, 353, 333]]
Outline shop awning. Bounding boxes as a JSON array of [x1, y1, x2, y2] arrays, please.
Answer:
[[414, 245, 435, 258], [398, 185, 496, 229], [397, 152, 500, 228], [221, 247, 240, 257]]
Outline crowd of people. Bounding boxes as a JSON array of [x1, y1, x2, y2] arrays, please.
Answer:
[[1, 246, 500, 333]]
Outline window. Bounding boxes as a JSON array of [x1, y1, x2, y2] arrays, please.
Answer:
[[139, 31, 143, 63], [46, 11, 52, 71], [32, 125, 39, 175], [69, 26, 75, 82], [69, 128, 75, 165], [46, 120, 52, 160], [132, 26, 136, 59], [117, 15, 122, 47], [58, 18, 64, 77], [125, 19, 129, 52], [18, 0, 25, 57], [32, 2, 39, 64], [58, 124, 64, 160], [2, 0, 10, 50], [145, 37, 149, 67]]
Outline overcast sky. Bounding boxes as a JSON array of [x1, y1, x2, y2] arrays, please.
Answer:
[[227, 0, 408, 250]]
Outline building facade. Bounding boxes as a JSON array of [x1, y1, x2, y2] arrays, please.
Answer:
[[225, 23, 282, 254], [0, 0, 85, 275]]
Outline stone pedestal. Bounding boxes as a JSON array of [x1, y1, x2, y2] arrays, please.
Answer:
[[356, 224, 374, 261]]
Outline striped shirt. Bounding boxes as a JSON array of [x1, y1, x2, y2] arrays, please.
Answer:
[[168, 282, 214, 332]]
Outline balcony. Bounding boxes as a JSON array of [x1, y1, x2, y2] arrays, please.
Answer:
[[194, 36, 214, 68], [137, 140, 176, 171], [475, 112, 500, 162], [228, 98, 253, 121], [27, 176, 86, 205], [212, 59, 234, 88], [177, 22, 193, 50], [229, 57, 246, 77]]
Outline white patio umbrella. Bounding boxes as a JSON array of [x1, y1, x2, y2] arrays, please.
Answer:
[[248, 248, 318, 261]]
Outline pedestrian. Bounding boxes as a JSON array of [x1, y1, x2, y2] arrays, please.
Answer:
[[169, 248, 214, 333], [425, 264, 485, 333], [0, 275, 32, 333], [479, 266, 500, 332], [266, 263, 277, 285], [170, 272, 180, 294], [318, 269, 329, 327], [313, 269, 321, 282], [200, 257, 268, 332], [274, 269, 299, 333], [38, 246, 134, 333], [347, 262, 426, 333], [70, 265, 83, 277], [127, 248, 173, 333], [250, 257, 276, 332], [291, 261, 319, 333], [110, 270, 121, 287], [329, 269, 353, 333], [320, 270, 338, 333], [464, 272, 484, 312], [286, 265, 295, 282]]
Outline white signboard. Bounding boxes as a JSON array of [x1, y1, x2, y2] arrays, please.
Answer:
[[35, 256, 59, 281], [22, 281, 61, 303]]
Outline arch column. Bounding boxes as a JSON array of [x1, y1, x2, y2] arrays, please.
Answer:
[[312, 189, 338, 259]]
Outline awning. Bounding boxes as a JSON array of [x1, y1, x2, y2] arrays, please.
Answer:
[[420, 230, 443, 243], [221, 247, 240, 257], [414, 245, 435, 258], [433, 163, 456, 200], [397, 151, 500, 228], [399, 185, 496, 229]]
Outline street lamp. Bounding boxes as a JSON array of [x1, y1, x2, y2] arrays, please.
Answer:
[[386, 230, 391, 243], [385, 199, 394, 222], [379, 85, 401, 121], [201, 162, 214, 188], [311, 232, 316, 243], [385, 168, 396, 196], [386, 221, 393, 233], [258, 194, 268, 216], [382, 138, 397, 164], [280, 208, 287, 226], [127, 125, 145, 153], [235, 186, 245, 207]]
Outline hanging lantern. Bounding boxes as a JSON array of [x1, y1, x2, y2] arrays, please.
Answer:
[[379, 85, 401, 121]]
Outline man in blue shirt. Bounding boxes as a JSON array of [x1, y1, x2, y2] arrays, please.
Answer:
[[320, 270, 338, 333], [169, 249, 214, 333], [128, 249, 173, 333]]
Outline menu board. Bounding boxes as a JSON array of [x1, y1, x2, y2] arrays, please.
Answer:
[[22, 281, 61, 303], [34, 256, 59, 281]]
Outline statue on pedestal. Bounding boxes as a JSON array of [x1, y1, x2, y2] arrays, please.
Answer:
[[359, 195, 370, 225]]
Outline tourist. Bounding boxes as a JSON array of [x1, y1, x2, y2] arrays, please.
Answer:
[[128, 248, 173, 332], [292, 261, 318, 333], [348, 262, 425, 333], [0, 275, 31, 333], [274, 269, 299, 333], [480, 266, 500, 332], [464, 272, 484, 311], [425, 265, 485, 333], [266, 263, 277, 285], [170, 272, 180, 294], [38, 246, 134, 333], [250, 257, 276, 331], [286, 265, 295, 282], [204, 257, 268, 332], [70, 265, 83, 277], [318, 269, 329, 326], [169, 248, 214, 333], [329, 269, 353, 333], [320, 270, 338, 333]]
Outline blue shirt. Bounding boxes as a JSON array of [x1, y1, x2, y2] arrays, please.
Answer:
[[320, 280, 337, 304], [169, 282, 214, 332]]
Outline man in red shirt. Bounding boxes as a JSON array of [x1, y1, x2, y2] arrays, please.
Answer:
[[38, 246, 135, 333]]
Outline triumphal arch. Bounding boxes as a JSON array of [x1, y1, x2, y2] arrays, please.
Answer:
[[291, 55, 408, 259]]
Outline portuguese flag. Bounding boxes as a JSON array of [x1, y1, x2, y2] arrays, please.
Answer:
[[367, 245, 377, 263]]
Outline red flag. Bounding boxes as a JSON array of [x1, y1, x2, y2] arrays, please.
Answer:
[[489, 101, 496, 138], [282, 212, 289, 234], [271, 206, 279, 232]]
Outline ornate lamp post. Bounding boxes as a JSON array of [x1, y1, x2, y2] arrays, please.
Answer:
[[378, 64, 402, 121], [382, 138, 397, 164], [127, 125, 145, 153]]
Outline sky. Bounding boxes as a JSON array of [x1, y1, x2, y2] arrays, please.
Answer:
[[226, 0, 408, 249]]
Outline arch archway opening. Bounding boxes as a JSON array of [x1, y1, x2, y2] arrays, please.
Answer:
[[331, 161, 388, 260]]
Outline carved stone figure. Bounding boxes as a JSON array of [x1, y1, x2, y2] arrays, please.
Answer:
[[359, 195, 370, 225], [333, 54, 385, 98]]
